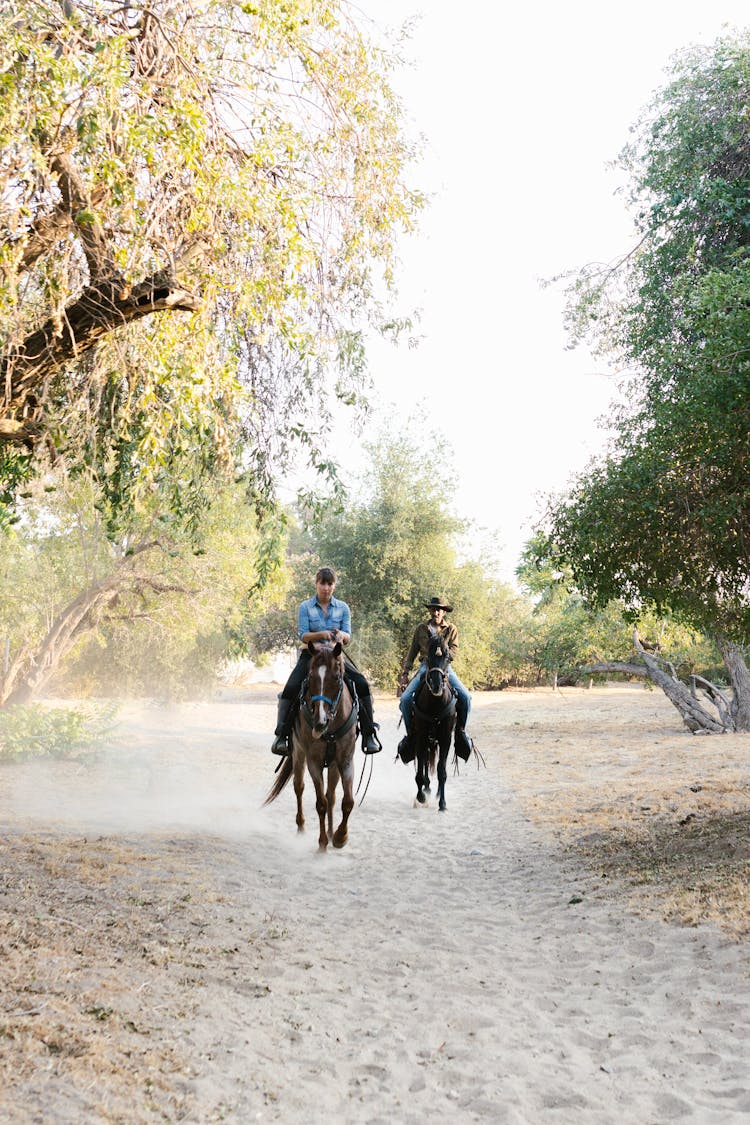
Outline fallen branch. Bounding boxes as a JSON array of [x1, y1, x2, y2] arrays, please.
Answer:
[[581, 630, 730, 735]]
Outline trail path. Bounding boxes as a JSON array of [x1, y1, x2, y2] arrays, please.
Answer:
[[2, 689, 750, 1123]]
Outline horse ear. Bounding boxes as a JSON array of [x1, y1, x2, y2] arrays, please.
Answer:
[[333, 641, 342, 657]]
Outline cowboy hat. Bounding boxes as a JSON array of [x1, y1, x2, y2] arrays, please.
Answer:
[[424, 595, 453, 613]]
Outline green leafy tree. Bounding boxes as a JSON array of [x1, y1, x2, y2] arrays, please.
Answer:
[[0, 475, 281, 702], [549, 33, 750, 729], [0, 0, 422, 702], [277, 427, 521, 689], [0, 0, 422, 526], [516, 535, 720, 693]]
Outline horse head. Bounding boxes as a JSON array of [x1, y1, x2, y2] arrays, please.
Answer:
[[425, 628, 451, 697], [305, 640, 346, 736]]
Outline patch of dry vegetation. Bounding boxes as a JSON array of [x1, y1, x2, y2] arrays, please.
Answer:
[[487, 685, 750, 939], [573, 805, 750, 939], [0, 834, 279, 1124]]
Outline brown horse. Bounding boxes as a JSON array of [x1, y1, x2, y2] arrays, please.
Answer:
[[263, 641, 359, 850]]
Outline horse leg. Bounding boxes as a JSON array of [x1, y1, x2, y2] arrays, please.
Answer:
[[437, 731, 450, 812], [415, 744, 428, 804], [326, 763, 340, 840], [307, 758, 328, 851], [332, 757, 354, 849], [293, 741, 306, 832]]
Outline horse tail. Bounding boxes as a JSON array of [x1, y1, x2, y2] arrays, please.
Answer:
[[263, 756, 294, 805]]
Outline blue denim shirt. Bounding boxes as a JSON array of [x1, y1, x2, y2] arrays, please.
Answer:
[[297, 595, 351, 642]]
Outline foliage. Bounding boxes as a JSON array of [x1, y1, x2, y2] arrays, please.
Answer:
[[516, 535, 721, 685], [0, 701, 117, 760], [551, 34, 750, 649], [289, 426, 468, 686], [0, 0, 423, 530], [243, 427, 537, 690], [0, 475, 268, 700]]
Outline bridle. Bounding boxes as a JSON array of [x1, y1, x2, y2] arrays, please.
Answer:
[[425, 661, 449, 696], [308, 673, 345, 730], [300, 650, 358, 744], [425, 631, 451, 697]]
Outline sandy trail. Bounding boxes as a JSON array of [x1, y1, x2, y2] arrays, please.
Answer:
[[1, 687, 750, 1123]]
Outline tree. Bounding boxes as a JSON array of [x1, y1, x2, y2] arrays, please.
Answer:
[[548, 33, 750, 730], [281, 426, 522, 689], [0, 473, 269, 704], [0, 0, 422, 527], [289, 427, 462, 686]]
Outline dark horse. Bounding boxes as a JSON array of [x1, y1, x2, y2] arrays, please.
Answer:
[[264, 641, 358, 850], [411, 627, 457, 811]]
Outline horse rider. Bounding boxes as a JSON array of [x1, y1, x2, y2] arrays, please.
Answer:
[[270, 566, 382, 756], [397, 595, 474, 759]]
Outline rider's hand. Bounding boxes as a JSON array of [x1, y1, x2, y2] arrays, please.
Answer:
[[396, 673, 407, 698]]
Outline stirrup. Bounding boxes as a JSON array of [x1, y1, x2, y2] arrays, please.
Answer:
[[271, 734, 292, 757], [397, 733, 415, 763], [454, 728, 473, 762], [362, 725, 382, 754]]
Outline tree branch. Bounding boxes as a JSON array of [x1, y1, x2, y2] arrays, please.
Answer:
[[1, 272, 201, 447]]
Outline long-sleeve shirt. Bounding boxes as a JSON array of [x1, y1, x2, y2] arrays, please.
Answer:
[[297, 595, 351, 644], [401, 620, 458, 675]]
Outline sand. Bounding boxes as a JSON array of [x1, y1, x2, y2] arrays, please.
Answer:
[[1, 683, 750, 1123]]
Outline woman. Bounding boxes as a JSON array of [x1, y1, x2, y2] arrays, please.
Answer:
[[270, 566, 382, 755]]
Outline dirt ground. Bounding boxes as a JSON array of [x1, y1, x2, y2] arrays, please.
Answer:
[[2, 683, 750, 1123]]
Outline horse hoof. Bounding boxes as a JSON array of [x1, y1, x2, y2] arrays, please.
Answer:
[[332, 833, 348, 849], [439, 803, 447, 812], [416, 791, 426, 804]]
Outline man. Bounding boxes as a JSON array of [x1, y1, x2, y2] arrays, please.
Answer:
[[397, 595, 474, 759], [270, 566, 382, 756]]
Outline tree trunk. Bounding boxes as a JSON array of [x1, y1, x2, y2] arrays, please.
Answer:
[[0, 544, 184, 707], [719, 640, 750, 732], [581, 632, 729, 734], [0, 578, 124, 706], [1, 272, 200, 448]]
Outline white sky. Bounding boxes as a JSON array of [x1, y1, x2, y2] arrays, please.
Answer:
[[316, 0, 749, 583]]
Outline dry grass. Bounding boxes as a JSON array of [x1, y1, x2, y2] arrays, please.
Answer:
[[481, 684, 750, 939], [0, 833, 280, 1123]]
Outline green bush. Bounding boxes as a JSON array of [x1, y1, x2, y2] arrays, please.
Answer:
[[0, 703, 117, 761]]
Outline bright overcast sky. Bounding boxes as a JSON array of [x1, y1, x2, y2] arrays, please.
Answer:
[[326, 1, 750, 582]]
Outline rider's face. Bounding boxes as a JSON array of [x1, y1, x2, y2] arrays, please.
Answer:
[[430, 607, 446, 625], [316, 577, 335, 602]]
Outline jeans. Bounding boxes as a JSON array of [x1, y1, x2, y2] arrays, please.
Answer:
[[400, 663, 471, 729]]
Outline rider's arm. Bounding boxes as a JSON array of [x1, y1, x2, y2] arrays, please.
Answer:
[[400, 629, 421, 678], [445, 623, 459, 660], [335, 601, 352, 645]]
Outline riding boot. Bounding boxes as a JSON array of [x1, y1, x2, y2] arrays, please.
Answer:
[[359, 694, 382, 754], [271, 696, 295, 756], [397, 728, 416, 763], [454, 696, 474, 761]]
